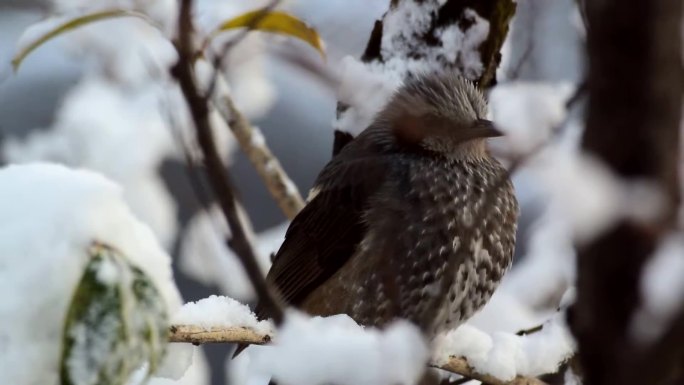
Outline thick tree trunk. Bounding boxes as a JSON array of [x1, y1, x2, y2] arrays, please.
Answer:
[[572, 0, 682, 384]]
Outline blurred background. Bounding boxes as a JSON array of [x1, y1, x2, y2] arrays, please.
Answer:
[[0, 1, 584, 384]]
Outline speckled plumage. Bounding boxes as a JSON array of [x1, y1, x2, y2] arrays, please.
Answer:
[[256, 73, 518, 338]]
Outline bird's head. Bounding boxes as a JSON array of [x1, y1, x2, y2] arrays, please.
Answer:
[[376, 72, 501, 158]]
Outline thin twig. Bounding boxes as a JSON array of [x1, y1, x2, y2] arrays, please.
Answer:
[[169, 325, 271, 345], [171, 0, 283, 325], [162, 98, 214, 211], [516, 324, 544, 336]]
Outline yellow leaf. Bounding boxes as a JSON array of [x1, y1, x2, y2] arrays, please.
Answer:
[[213, 9, 325, 59], [12, 9, 156, 72]]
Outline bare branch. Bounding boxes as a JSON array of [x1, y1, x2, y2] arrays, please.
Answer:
[[171, 0, 284, 325], [212, 91, 305, 219], [169, 325, 271, 345]]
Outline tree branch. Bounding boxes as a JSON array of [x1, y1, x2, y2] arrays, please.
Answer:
[[169, 325, 271, 345], [171, 0, 283, 325], [211, 90, 305, 219], [168, 325, 549, 385]]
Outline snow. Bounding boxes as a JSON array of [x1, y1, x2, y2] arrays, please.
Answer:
[[559, 287, 577, 309], [489, 81, 575, 154], [438, 9, 489, 79], [2, 78, 180, 248], [531, 150, 665, 243], [335, 56, 403, 135], [157, 344, 197, 380], [172, 295, 275, 335], [250, 129, 267, 148], [7, 1, 282, 255], [250, 312, 429, 385], [129, 347, 209, 385], [0, 163, 184, 385], [500, 209, 576, 309], [630, 234, 684, 342], [95, 254, 121, 284], [467, 289, 548, 335], [434, 313, 575, 381]]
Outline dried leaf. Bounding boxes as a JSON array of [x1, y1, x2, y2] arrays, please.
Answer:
[[12, 9, 155, 72], [213, 9, 325, 58]]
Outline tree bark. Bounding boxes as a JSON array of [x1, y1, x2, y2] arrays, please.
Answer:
[[572, 0, 682, 384]]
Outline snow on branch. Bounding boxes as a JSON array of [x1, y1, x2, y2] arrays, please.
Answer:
[[167, 296, 570, 385], [168, 323, 550, 385]]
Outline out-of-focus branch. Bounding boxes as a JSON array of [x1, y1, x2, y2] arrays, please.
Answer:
[[168, 325, 548, 385], [571, 0, 682, 383], [171, 0, 283, 325], [211, 91, 305, 219]]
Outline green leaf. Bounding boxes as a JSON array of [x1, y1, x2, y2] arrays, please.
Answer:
[[12, 9, 156, 72], [60, 243, 168, 385], [212, 9, 325, 59]]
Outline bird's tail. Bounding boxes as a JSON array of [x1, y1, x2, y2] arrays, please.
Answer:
[[232, 343, 249, 358]]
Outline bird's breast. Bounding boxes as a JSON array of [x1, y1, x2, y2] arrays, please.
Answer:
[[404, 157, 518, 335]]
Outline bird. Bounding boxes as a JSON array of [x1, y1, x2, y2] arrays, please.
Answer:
[[251, 72, 518, 345]]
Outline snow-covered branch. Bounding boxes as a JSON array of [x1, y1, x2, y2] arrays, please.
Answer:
[[437, 359, 547, 385], [168, 324, 549, 385]]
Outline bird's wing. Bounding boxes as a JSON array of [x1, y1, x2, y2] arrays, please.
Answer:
[[255, 148, 393, 320]]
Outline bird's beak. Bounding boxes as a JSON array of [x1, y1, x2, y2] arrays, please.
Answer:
[[471, 119, 504, 138]]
